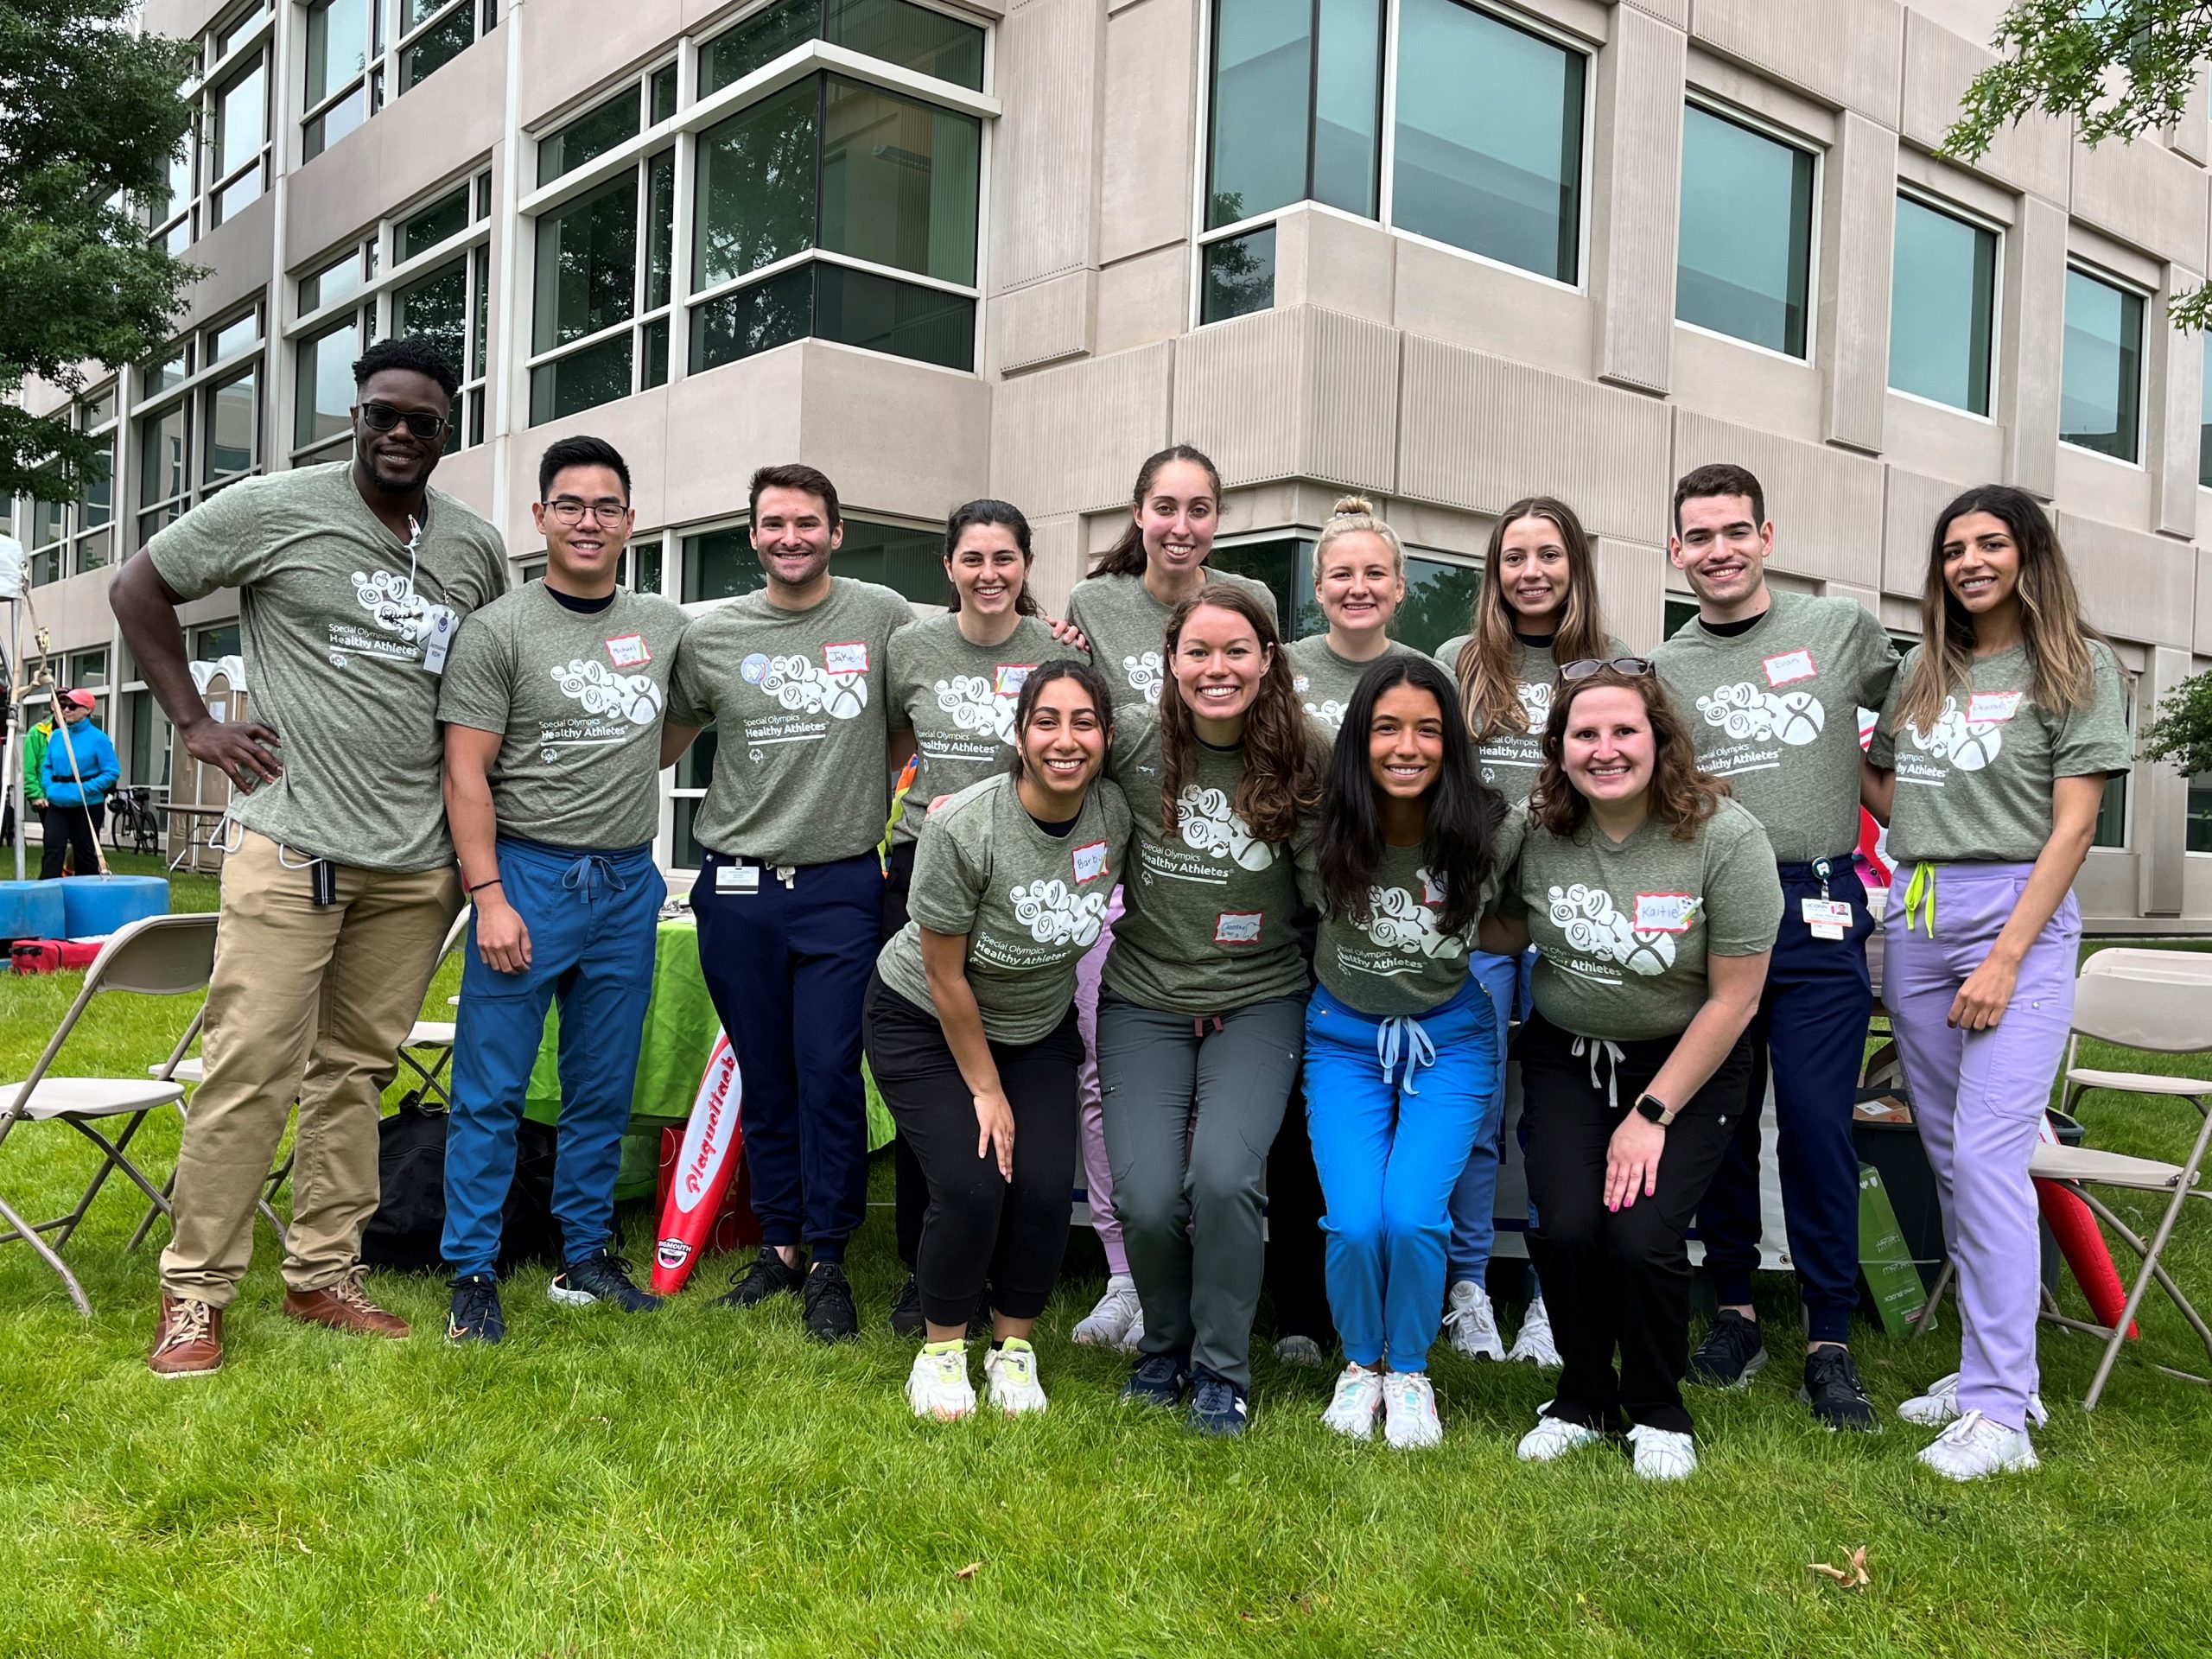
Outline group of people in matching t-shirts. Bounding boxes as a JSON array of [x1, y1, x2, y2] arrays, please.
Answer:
[[850, 444, 2126, 1485]]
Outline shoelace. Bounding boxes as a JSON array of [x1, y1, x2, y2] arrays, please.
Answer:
[[1937, 1408, 1990, 1445], [157, 1299, 213, 1352], [330, 1268, 382, 1314], [1569, 1035, 1627, 1109], [451, 1281, 496, 1328]]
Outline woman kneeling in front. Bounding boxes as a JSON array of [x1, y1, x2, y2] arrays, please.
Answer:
[[1483, 661, 1781, 1480], [866, 662, 1132, 1419]]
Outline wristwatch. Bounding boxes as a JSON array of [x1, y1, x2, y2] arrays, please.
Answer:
[[1633, 1092, 1678, 1128]]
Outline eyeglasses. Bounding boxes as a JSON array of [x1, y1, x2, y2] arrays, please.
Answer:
[[357, 401, 449, 442], [1560, 657, 1655, 681], [543, 497, 630, 526]]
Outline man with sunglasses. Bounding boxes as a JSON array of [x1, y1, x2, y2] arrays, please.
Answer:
[[436, 435, 690, 1343], [1653, 462, 1899, 1431], [111, 337, 509, 1377]]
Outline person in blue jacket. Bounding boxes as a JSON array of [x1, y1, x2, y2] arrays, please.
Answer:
[[38, 689, 118, 880]]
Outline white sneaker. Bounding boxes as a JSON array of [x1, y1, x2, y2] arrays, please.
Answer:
[[1443, 1280, 1505, 1361], [1320, 1364, 1384, 1440], [1275, 1334, 1327, 1367], [906, 1344, 976, 1421], [1121, 1307, 1147, 1354], [1897, 1371, 2050, 1429], [1516, 1407, 1603, 1463], [1506, 1296, 1562, 1368], [1917, 1410, 2038, 1481], [983, 1339, 1048, 1416], [1627, 1423, 1697, 1482], [1073, 1274, 1142, 1350], [1382, 1370, 1444, 1450]]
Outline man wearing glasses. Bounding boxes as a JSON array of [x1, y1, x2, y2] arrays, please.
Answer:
[[435, 436, 689, 1343], [111, 338, 509, 1377], [1653, 463, 1899, 1431]]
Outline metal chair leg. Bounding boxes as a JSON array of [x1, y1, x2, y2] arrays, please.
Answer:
[[0, 1188, 92, 1317], [1917, 1261, 1954, 1338]]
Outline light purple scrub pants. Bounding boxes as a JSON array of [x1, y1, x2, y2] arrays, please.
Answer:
[[1074, 888, 1129, 1278], [1883, 861, 2078, 1433]]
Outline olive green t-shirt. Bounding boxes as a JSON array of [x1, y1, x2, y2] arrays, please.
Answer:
[[1065, 569, 1280, 714], [1870, 641, 2133, 865], [1653, 591, 1899, 863], [1436, 632, 1630, 804], [1286, 634, 1421, 735], [876, 773, 1134, 1045], [1503, 798, 1783, 1041], [666, 576, 914, 866], [885, 613, 1088, 844], [437, 583, 690, 850], [145, 461, 510, 872], [1103, 715, 1321, 1012]]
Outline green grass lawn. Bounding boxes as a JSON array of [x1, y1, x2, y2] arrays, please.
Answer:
[[3, 866, 2210, 1656]]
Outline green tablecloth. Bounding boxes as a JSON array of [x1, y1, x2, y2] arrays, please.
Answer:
[[520, 917, 893, 1200]]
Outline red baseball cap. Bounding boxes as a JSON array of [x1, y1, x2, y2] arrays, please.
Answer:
[[59, 689, 95, 710]]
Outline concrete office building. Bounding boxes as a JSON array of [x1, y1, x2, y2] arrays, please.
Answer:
[[12, 0, 2212, 923]]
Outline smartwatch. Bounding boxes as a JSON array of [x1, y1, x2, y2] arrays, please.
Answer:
[[1633, 1092, 1678, 1128]]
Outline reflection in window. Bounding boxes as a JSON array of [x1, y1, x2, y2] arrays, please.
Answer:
[[1677, 105, 1814, 357], [401, 187, 470, 260], [700, 0, 984, 96], [1890, 196, 1996, 416], [535, 173, 638, 353], [1205, 0, 1380, 230], [539, 92, 641, 187], [296, 316, 362, 458], [1201, 226, 1274, 324], [206, 370, 258, 484], [2061, 268, 2144, 462]]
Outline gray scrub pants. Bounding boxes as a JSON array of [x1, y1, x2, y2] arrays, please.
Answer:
[[1095, 992, 1306, 1393]]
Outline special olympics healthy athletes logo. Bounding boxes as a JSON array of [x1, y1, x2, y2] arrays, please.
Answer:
[[550, 659, 664, 725], [755, 653, 868, 720], [1011, 878, 1109, 946], [1305, 697, 1348, 731], [1177, 785, 1274, 870], [352, 569, 433, 642], [1516, 681, 1551, 730], [1364, 876, 1464, 959], [1548, 883, 1675, 976], [935, 673, 1017, 744], [1122, 651, 1166, 706], [1907, 698, 2004, 772], [1697, 682, 1824, 747]]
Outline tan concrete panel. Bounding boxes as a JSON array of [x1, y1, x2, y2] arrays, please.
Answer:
[[2152, 270, 2204, 541], [1669, 326, 1823, 440], [1880, 392, 2004, 495], [797, 343, 992, 521], [1398, 336, 1670, 544], [1393, 238, 1594, 381], [2072, 130, 2210, 271], [1172, 305, 1399, 493], [430, 446, 499, 530], [1690, 0, 1903, 126], [2177, 73, 2211, 168], [664, 352, 804, 527], [1820, 113, 1897, 454], [1093, 243, 1189, 355], [181, 194, 275, 323], [33, 567, 120, 657], [2053, 442, 2154, 533], [1999, 194, 2067, 498], [2194, 548, 2212, 655], [1592, 536, 1669, 652], [991, 267, 1096, 374], [518, 0, 677, 130], [988, 339, 1173, 518], [1588, 4, 1684, 395], [1880, 463, 1967, 599], [1619, 0, 1688, 24], [1272, 209, 1395, 327], [2058, 510, 2195, 648], [1098, 0, 1198, 267], [1025, 512, 1083, 615], [505, 385, 675, 532], [1670, 410, 1884, 588], [990, 0, 1103, 290], [1897, 13, 2069, 206]]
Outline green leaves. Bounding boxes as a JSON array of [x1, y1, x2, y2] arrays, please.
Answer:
[[2140, 669, 2212, 778], [1941, 0, 2209, 164]]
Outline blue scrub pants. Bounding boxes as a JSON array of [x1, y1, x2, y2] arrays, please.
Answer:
[[443, 838, 664, 1279], [1305, 978, 1502, 1373]]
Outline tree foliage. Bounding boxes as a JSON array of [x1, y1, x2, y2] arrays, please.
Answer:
[[0, 0, 199, 503], [2142, 669, 2212, 777], [1941, 1, 2212, 327]]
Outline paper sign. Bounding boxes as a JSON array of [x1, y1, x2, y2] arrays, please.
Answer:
[[1214, 912, 1263, 944], [607, 632, 650, 668], [1763, 648, 1816, 688], [1633, 893, 1698, 933], [1072, 840, 1108, 884], [1967, 690, 2021, 723], [995, 664, 1035, 697], [823, 641, 869, 676]]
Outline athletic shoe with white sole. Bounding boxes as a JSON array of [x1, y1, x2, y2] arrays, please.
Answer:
[[1274, 1334, 1327, 1367], [1798, 1344, 1876, 1432], [1687, 1309, 1767, 1389], [1382, 1370, 1443, 1450], [1185, 1367, 1250, 1438], [1320, 1364, 1384, 1440], [1897, 1370, 2049, 1429], [1516, 1408, 1604, 1463], [1505, 1295, 1562, 1368], [1072, 1275, 1143, 1348], [1443, 1280, 1505, 1361], [1627, 1423, 1697, 1481], [1917, 1410, 2038, 1481], [548, 1249, 662, 1313], [906, 1342, 976, 1421], [984, 1339, 1049, 1415]]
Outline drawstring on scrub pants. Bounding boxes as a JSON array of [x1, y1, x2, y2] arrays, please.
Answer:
[[1571, 1034, 1628, 1109], [1376, 1014, 1439, 1096], [562, 853, 631, 904], [1902, 861, 1938, 937]]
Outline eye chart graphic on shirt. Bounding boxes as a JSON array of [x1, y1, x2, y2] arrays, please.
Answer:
[[1545, 882, 1679, 985]]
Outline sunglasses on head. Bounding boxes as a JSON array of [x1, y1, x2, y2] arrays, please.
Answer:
[[1560, 656, 1655, 681], [357, 400, 449, 442]]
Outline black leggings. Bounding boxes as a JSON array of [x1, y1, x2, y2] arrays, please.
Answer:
[[39, 802, 103, 880], [863, 973, 1083, 1328]]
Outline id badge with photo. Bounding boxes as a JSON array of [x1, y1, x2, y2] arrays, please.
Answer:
[[421, 605, 459, 675]]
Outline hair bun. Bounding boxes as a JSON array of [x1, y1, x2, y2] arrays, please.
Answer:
[[1331, 494, 1375, 519]]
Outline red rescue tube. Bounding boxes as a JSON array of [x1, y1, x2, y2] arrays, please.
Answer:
[[2037, 1177, 2139, 1340], [651, 1033, 744, 1295]]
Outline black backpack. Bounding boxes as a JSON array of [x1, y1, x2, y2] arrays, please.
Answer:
[[359, 1094, 563, 1274]]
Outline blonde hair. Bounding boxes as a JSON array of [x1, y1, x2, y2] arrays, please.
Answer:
[[1312, 495, 1406, 587]]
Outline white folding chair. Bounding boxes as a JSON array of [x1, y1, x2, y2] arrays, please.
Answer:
[[126, 1006, 290, 1253], [397, 905, 473, 1108], [0, 914, 219, 1315], [2061, 949, 2212, 1120]]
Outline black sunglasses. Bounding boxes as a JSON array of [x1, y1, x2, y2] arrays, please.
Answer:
[[1560, 657, 1655, 681], [358, 400, 449, 442]]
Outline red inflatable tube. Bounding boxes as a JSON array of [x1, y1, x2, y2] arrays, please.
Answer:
[[2036, 1177, 2139, 1340], [651, 1033, 744, 1295]]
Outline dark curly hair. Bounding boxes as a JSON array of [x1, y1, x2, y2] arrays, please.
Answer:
[[1156, 583, 1321, 845], [353, 335, 460, 400], [1530, 666, 1727, 843]]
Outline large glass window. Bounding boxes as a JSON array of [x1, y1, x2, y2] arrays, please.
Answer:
[[1890, 195, 1996, 416], [1201, 226, 1276, 325], [2061, 267, 2145, 462], [146, 6, 274, 249], [1206, 535, 1478, 655], [295, 315, 366, 464], [680, 515, 942, 605], [540, 90, 643, 186], [19, 392, 116, 585], [210, 57, 268, 226], [304, 0, 375, 159], [700, 0, 985, 96], [1676, 105, 1815, 358], [1205, 0, 1380, 229], [139, 313, 266, 539]]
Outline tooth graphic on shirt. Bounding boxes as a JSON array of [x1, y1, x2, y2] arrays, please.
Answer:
[[1697, 681, 1826, 746], [550, 658, 664, 724], [934, 672, 1017, 744], [1365, 877, 1465, 959], [352, 569, 432, 643], [760, 653, 869, 720], [1123, 651, 1166, 706], [1548, 882, 1675, 976], [1011, 877, 1109, 946], [1517, 681, 1552, 729], [1908, 697, 2004, 771], [1177, 784, 1274, 869]]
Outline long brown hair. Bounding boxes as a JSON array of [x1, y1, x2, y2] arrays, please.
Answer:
[[1531, 667, 1726, 843], [1088, 445, 1223, 579], [1891, 485, 2108, 736], [1452, 497, 1611, 741], [1157, 583, 1321, 844]]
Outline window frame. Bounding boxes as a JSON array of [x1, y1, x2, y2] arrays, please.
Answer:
[[2059, 259, 2150, 469], [131, 305, 268, 542], [1673, 93, 1823, 367], [1887, 186, 2004, 422], [301, 0, 499, 157], [144, 2, 275, 252]]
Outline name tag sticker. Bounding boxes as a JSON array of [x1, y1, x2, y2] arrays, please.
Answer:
[[1802, 897, 1854, 931], [1421, 872, 1448, 906], [995, 664, 1035, 697], [823, 640, 869, 677], [1763, 648, 1816, 688], [420, 604, 459, 675], [606, 632, 650, 669], [1072, 839, 1109, 884], [715, 863, 761, 894], [1967, 690, 2022, 724], [1633, 892, 1699, 934], [1214, 911, 1263, 945]]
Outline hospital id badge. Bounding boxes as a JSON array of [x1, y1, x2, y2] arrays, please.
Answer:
[[716, 862, 761, 894], [1802, 896, 1853, 940], [420, 604, 459, 674]]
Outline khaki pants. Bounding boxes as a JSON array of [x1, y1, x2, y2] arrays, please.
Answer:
[[159, 830, 461, 1306]]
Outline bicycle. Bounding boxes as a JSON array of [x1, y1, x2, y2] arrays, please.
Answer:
[[107, 785, 162, 858]]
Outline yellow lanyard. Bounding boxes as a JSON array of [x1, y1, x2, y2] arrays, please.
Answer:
[[1902, 861, 1937, 937]]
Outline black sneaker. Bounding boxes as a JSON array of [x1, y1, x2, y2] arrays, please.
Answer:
[[1121, 1350, 1191, 1408], [550, 1249, 663, 1313], [889, 1273, 926, 1338], [447, 1274, 504, 1344], [715, 1246, 806, 1310], [1687, 1309, 1768, 1389], [1799, 1344, 1878, 1432], [802, 1262, 859, 1343], [1186, 1365, 1250, 1438]]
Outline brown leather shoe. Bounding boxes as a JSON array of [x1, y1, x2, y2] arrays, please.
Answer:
[[149, 1294, 224, 1377], [283, 1270, 410, 1339]]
